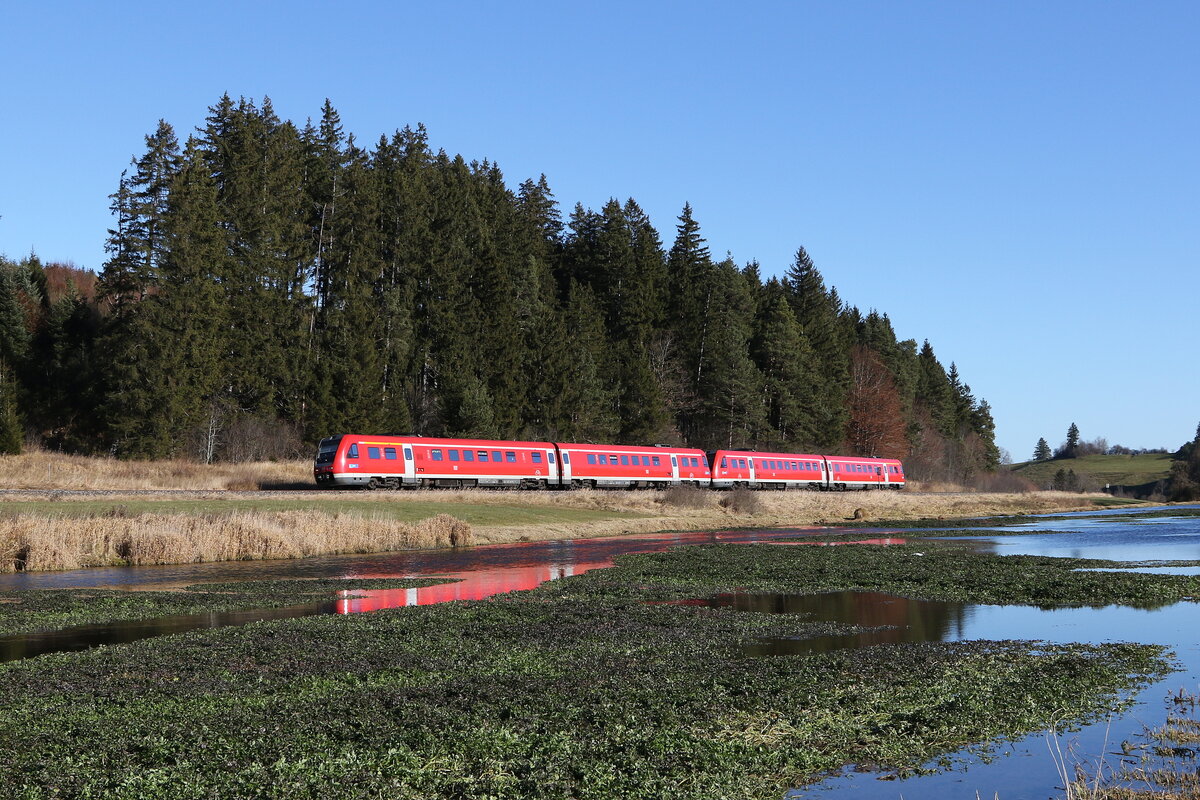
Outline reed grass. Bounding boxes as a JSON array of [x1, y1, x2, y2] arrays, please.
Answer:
[[0, 511, 472, 573]]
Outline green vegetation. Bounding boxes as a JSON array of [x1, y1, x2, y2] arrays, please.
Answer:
[[545, 542, 1200, 608], [0, 578, 456, 637], [0, 542, 1184, 798], [0, 96, 998, 484], [1009, 453, 1174, 489]]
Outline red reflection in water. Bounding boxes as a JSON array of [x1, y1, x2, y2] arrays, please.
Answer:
[[332, 530, 908, 614], [770, 537, 907, 547], [335, 560, 617, 613]]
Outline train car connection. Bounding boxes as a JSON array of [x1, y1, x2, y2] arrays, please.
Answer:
[[315, 434, 903, 491]]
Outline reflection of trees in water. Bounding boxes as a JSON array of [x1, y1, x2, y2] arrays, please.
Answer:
[[717, 591, 968, 656]]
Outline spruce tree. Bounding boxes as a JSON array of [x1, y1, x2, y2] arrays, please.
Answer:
[[1065, 423, 1081, 457], [784, 247, 848, 449], [750, 285, 818, 447], [1034, 437, 1053, 461]]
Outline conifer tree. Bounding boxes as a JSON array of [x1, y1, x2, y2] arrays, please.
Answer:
[[1034, 437, 1053, 461], [1065, 422, 1081, 457], [693, 258, 764, 449], [750, 285, 817, 447], [784, 247, 848, 449], [0, 363, 21, 454]]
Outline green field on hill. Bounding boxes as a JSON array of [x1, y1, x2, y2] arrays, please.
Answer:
[[1009, 453, 1173, 489]]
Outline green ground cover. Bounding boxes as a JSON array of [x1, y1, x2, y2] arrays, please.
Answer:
[[0, 578, 458, 637], [1010, 453, 1174, 488], [0, 497, 638, 526], [0, 541, 1186, 798]]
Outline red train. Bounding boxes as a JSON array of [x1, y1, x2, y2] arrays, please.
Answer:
[[313, 434, 904, 491]]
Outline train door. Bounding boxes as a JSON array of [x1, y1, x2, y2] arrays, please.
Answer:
[[402, 443, 416, 485], [670, 454, 679, 482], [747, 458, 756, 485], [882, 464, 890, 486], [558, 447, 572, 484]]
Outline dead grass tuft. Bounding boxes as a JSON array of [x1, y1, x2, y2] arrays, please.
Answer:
[[718, 488, 763, 515], [659, 486, 714, 510]]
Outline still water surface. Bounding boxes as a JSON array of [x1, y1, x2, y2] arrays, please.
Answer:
[[3, 506, 1199, 798]]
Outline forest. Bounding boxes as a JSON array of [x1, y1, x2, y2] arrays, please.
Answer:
[[0, 96, 999, 483]]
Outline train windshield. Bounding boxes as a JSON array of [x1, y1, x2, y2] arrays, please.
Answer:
[[315, 437, 341, 465]]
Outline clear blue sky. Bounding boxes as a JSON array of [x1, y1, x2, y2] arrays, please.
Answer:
[[2, 1, 1197, 459]]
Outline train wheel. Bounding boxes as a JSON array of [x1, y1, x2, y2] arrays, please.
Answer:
[[367, 477, 381, 490]]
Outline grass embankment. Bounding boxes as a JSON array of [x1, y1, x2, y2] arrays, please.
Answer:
[[0, 541, 1182, 799], [1010, 453, 1174, 490]]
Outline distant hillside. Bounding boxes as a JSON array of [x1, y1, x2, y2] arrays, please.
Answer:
[[1009, 453, 1173, 492]]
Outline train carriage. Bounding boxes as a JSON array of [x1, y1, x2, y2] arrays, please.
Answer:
[[314, 434, 559, 489], [710, 450, 829, 489], [824, 455, 905, 490], [554, 442, 709, 488]]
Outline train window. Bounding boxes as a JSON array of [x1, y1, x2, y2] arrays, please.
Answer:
[[348, 444, 359, 458], [587, 454, 596, 465], [368, 447, 381, 459], [561, 453, 569, 464], [431, 449, 442, 461], [652, 456, 660, 466], [531, 452, 542, 464], [403, 447, 412, 460], [506, 452, 516, 462], [478, 451, 489, 462], [463, 450, 474, 461], [620, 455, 629, 465], [720, 458, 727, 468], [449, 450, 460, 462], [492, 451, 502, 462], [548, 453, 555, 464], [385, 447, 397, 460]]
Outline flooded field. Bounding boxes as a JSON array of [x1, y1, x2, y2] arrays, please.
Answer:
[[2, 505, 1198, 798]]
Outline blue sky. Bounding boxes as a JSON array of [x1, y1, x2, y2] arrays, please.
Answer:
[[2, 1, 1196, 459]]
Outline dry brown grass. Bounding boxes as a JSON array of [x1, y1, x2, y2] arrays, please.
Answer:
[[0, 511, 472, 573], [0, 449, 311, 491]]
